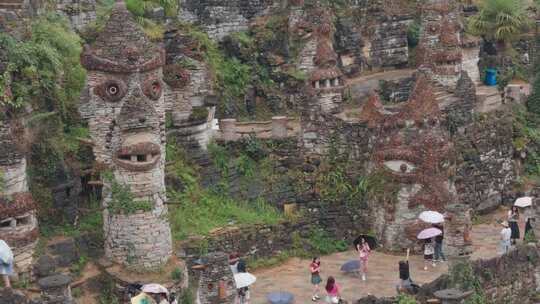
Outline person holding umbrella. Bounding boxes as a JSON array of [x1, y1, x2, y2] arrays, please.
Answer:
[[310, 257, 322, 301], [432, 224, 446, 263], [356, 238, 371, 281]]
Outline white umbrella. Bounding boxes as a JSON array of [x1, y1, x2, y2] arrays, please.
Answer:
[[514, 196, 532, 208], [142, 283, 168, 294], [418, 211, 445, 224], [0, 240, 13, 264], [417, 227, 442, 240], [234, 272, 256, 289]]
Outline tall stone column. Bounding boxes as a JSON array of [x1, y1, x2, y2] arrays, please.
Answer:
[[0, 117, 38, 276], [79, 0, 172, 269], [445, 203, 473, 260]]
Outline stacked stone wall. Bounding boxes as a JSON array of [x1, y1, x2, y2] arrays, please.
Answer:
[[178, 0, 273, 41], [453, 110, 515, 213], [55, 0, 97, 31]]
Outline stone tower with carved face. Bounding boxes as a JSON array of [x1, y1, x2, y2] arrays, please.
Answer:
[[417, 0, 463, 88], [80, 1, 172, 268]]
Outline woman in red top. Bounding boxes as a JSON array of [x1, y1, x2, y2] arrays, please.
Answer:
[[356, 238, 371, 281], [310, 257, 322, 301]]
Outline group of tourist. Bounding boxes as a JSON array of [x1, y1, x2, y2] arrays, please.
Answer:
[[500, 206, 534, 253], [308, 238, 371, 303]]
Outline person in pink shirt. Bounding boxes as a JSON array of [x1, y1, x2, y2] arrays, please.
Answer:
[[324, 276, 341, 304], [356, 238, 371, 281]]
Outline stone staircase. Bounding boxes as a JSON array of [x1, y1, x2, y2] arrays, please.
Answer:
[[475, 82, 502, 113], [429, 78, 502, 113], [0, 0, 23, 10]]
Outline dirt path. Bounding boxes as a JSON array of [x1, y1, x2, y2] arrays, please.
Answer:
[[250, 217, 504, 304]]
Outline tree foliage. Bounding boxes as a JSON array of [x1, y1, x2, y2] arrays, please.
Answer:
[[0, 14, 85, 119], [468, 0, 530, 44]]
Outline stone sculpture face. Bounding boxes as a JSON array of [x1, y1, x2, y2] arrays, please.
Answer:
[[80, 1, 172, 268], [359, 75, 455, 247]]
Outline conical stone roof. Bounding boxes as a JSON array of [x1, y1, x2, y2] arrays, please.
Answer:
[[81, 0, 164, 73]]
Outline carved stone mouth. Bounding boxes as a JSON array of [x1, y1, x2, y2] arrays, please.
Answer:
[[115, 142, 160, 171]]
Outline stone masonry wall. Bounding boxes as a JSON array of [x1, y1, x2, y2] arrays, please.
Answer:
[[335, 0, 410, 75], [55, 0, 97, 31], [453, 110, 515, 213], [178, 0, 274, 41]]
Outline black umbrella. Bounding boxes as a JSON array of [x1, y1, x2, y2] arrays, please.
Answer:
[[353, 234, 377, 249]]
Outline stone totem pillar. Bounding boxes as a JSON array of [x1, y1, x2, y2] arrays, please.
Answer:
[[417, 0, 463, 88], [0, 118, 38, 276], [444, 203, 473, 259], [79, 0, 172, 268], [196, 252, 235, 304]]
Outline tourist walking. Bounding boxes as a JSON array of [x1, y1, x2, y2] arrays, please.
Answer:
[[356, 238, 371, 281], [508, 206, 520, 245], [310, 257, 322, 301], [500, 221, 512, 254], [432, 224, 446, 262], [0, 239, 13, 288], [524, 206, 534, 241], [423, 239, 435, 270], [324, 276, 341, 304]]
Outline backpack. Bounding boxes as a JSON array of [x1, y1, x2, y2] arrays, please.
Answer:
[[237, 259, 246, 273]]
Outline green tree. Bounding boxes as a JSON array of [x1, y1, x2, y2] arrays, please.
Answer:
[[468, 0, 530, 48]]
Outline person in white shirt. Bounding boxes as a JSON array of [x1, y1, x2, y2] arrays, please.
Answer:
[[500, 221, 512, 254], [0, 240, 13, 288]]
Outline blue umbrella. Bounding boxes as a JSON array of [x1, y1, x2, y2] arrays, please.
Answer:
[[340, 260, 361, 272], [267, 291, 294, 304]]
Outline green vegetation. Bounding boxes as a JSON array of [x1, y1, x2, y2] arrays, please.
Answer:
[[103, 172, 153, 214], [406, 19, 421, 48], [171, 267, 183, 282], [449, 262, 487, 304], [0, 170, 4, 195], [397, 294, 417, 304], [468, 0, 530, 47], [174, 23, 254, 117], [166, 140, 283, 240], [524, 230, 537, 244], [515, 103, 540, 178], [0, 14, 85, 112], [247, 229, 348, 270]]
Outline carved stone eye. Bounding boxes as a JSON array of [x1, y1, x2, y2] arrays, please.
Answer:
[[95, 79, 127, 102], [108, 84, 119, 95], [383, 160, 416, 174], [143, 79, 162, 100]]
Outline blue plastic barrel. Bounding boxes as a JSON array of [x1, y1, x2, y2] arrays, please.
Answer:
[[485, 68, 497, 86]]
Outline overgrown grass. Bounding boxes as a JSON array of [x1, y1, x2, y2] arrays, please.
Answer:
[[247, 229, 348, 270], [166, 140, 282, 240]]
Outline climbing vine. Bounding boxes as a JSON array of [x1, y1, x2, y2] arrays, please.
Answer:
[[103, 172, 153, 214]]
